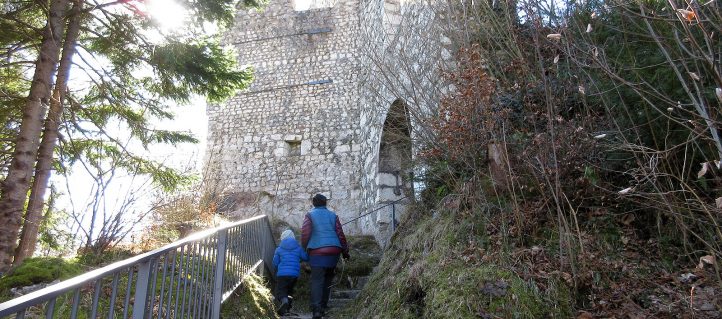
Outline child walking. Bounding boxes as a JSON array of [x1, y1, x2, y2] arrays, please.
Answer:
[[273, 229, 309, 315]]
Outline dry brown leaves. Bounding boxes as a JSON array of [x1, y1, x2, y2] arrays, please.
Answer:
[[475, 209, 721, 319]]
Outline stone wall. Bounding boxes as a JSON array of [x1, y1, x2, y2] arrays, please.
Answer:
[[206, 0, 366, 231], [354, 0, 448, 243], [205, 0, 447, 244]]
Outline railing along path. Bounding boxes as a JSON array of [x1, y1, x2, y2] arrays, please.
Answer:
[[0, 215, 276, 319], [343, 197, 408, 231]]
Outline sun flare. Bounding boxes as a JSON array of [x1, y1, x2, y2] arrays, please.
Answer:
[[146, 0, 187, 31]]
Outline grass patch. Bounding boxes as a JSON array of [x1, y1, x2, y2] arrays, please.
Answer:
[[221, 274, 278, 319], [424, 261, 568, 318]]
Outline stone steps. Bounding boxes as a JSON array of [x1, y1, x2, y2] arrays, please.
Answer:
[[331, 289, 361, 300], [283, 275, 370, 318], [327, 296, 354, 310], [282, 313, 313, 319], [324, 275, 369, 317]]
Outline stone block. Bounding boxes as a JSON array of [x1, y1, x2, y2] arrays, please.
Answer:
[[377, 172, 398, 187], [377, 188, 403, 203], [284, 134, 303, 142], [332, 188, 349, 199]]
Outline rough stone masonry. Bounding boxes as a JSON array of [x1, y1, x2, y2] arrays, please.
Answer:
[[205, 0, 445, 243]]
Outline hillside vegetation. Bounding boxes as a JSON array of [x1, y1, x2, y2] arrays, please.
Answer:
[[344, 206, 573, 318], [353, 0, 722, 317]]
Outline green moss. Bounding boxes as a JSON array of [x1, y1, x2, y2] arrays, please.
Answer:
[[0, 257, 84, 293], [425, 261, 572, 318], [220, 274, 278, 319], [340, 208, 574, 319], [348, 259, 572, 318]]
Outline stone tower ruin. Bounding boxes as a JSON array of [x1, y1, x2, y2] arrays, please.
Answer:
[[205, 0, 440, 241]]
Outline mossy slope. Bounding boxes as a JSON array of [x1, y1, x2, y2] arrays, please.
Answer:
[[342, 207, 573, 318]]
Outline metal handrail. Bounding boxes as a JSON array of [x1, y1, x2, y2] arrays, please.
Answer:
[[0, 215, 277, 319], [342, 196, 409, 227]]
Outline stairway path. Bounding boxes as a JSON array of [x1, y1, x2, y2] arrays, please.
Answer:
[[281, 275, 369, 319]]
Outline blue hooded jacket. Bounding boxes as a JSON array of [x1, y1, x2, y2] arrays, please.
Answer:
[[272, 237, 309, 277]]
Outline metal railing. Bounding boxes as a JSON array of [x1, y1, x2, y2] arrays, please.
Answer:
[[0, 215, 276, 319], [343, 197, 408, 231]]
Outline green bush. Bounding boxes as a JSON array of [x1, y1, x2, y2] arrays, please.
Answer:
[[75, 247, 135, 267]]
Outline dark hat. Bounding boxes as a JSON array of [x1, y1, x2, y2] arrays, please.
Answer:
[[312, 193, 327, 207]]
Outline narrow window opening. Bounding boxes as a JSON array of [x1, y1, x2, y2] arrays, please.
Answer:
[[284, 135, 303, 156], [286, 141, 301, 156]]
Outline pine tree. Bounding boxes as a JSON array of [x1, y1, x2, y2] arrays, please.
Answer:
[[0, 0, 69, 272], [0, 0, 257, 270], [13, 0, 82, 265]]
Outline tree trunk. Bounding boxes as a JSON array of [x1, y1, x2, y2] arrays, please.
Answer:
[[14, 0, 82, 266], [0, 0, 69, 272]]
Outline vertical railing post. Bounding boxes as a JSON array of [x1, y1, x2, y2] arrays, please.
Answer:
[[211, 229, 228, 318], [258, 221, 265, 276], [391, 204, 396, 232], [263, 217, 274, 280], [132, 260, 152, 319]]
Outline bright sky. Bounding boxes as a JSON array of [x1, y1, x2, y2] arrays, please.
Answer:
[[50, 99, 208, 247], [146, 0, 188, 31]]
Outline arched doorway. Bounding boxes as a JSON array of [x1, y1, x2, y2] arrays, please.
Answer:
[[377, 99, 413, 210]]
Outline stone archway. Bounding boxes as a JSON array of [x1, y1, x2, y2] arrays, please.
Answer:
[[377, 99, 413, 214]]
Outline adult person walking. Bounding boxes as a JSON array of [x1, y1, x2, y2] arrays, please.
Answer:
[[301, 193, 350, 319]]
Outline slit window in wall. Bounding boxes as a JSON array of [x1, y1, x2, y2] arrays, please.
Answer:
[[284, 135, 303, 156], [293, 0, 336, 11]]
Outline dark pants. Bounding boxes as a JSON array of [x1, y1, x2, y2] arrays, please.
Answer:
[[310, 266, 336, 313], [275, 276, 297, 303]]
